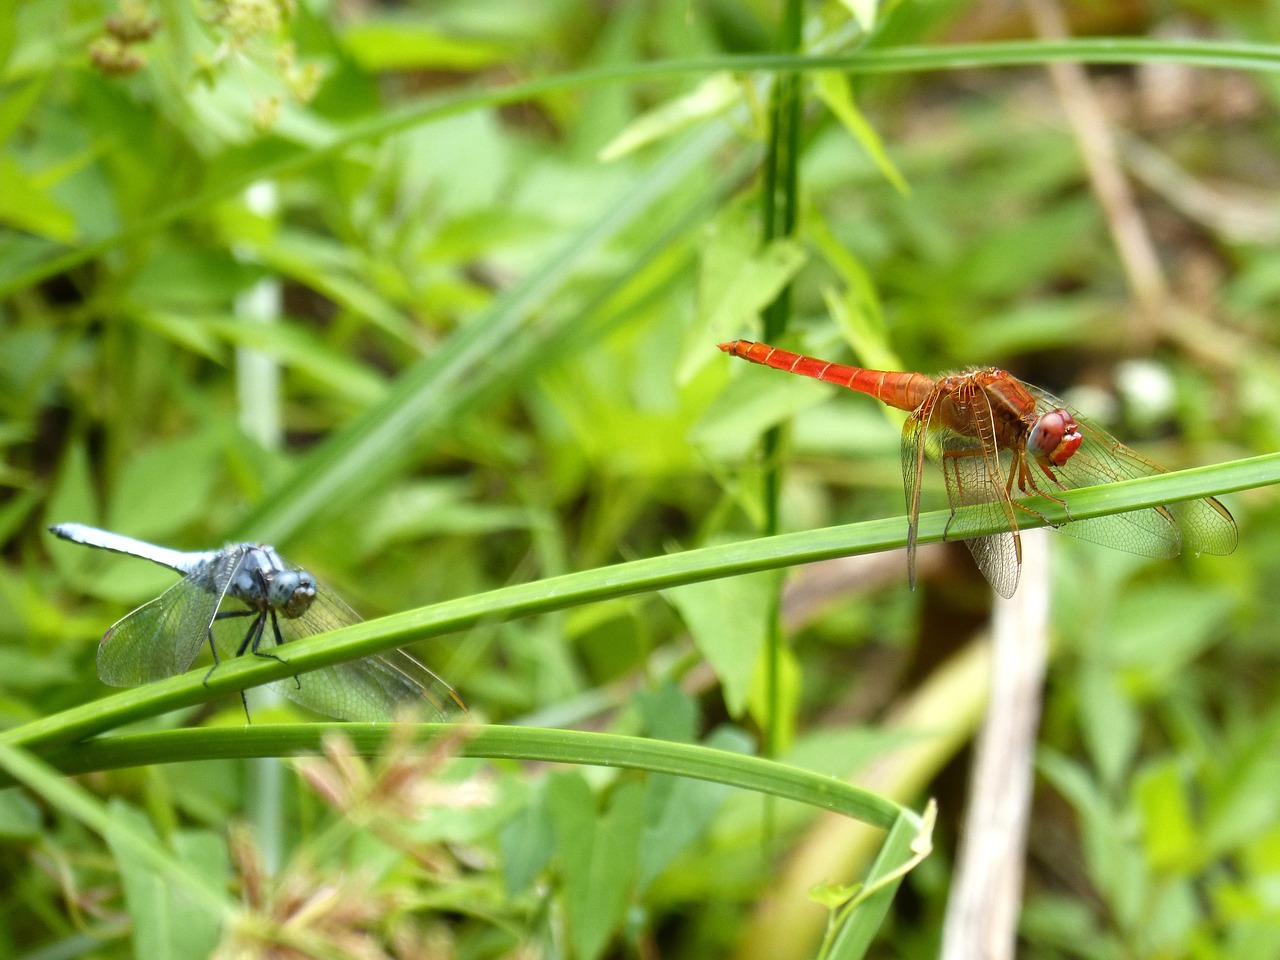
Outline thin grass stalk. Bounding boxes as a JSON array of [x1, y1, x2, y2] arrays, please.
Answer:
[[37, 725, 914, 832], [757, 0, 807, 768], [8, 41, 1278, 299], [229, 124, 728, 547]]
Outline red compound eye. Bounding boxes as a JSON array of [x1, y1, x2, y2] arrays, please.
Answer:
[[1029, 409, 1082, 465]]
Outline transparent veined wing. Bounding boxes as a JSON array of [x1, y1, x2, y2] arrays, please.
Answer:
[[210, 574, 464, 722], [900, 408, 930, 591], [279, 645, 467, 723], [1028, 387, 1237, 559], [915, 387, 1023, 600], [98, 550, 245, 685]]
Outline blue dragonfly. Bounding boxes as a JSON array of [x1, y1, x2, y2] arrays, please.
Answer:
[[50, 523, 464, 722]]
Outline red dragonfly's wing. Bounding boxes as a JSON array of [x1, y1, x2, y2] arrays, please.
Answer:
[[935, 387, 1023, 599], [1027, 386, 1238, 559], [901, 407, 929, 591]]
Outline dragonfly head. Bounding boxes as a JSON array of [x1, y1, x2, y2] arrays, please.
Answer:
[[269, 569, 316, 619], [1028, 408, 1083, 466]]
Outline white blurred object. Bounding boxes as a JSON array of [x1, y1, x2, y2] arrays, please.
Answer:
[[1115, 358, 1177, 428], [941, 529, 1051, 960]]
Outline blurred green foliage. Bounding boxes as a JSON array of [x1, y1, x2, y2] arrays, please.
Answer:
[[3, 0, 1280, 957]]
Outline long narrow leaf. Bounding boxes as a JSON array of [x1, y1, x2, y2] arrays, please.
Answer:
[[231, 123, 728, 545], [7, 454, 1276, 751], [5, 41, 1279, 298], [38, 725, 911, 831], [0, 743, 236, 919]]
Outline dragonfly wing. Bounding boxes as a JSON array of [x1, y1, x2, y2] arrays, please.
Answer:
[[1028, 387, 1237, 558], [1165, 495, 1238, 556], [97, 550, 245, 685], [280, 649, 465, 723], [900, 411, 930, 589], [932, 390, 1022, 599], [257, 581, 463, 722]]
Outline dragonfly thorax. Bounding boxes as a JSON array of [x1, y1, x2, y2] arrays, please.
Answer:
[[226, 545, 317, 619]]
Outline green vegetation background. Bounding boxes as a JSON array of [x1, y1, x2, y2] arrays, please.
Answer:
[[2, 0, 1279, 957]]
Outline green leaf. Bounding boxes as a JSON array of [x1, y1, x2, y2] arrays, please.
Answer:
[[956, 198, 1097, 297], [1203, 711, 1280, 856], [549, 772, 647, 960], [1106, 586, 1233, 687], [810, 878, 862, 910], [807, 206, 900, 372], [824, 809, 928, 959], [748, 639, 800, 744], [682, 222, 807, 383], [0, 78, 44, 147], [812, 72, 908, 197], [203, 316, 387, 406], [1135, 759, 1198, 872], [232, 123, 731, 546], [108, 433, 223, 542], [1077, 662, 1139, 791], [599, 72, 740, 162], [107, 804, 226, 960], [0, 154, 77, 242], [500, 781, 556, 896], [0, 742, 234, 923], [252, 231, 418, 347], [0, 788, 40, 839], [126, 250, 256, 309], [695, 230, 808, 348], [45, 442, 97, 535], [693, 366, 830, 462], [834, 0, 879, 31], [0, 3, 14, 73], [342, 20, 513, 71], [6, 38, 1280, 300], [664, 569, 774, 716], [1039, 748, 1147, 931], [634, 682, 698, 743], [635, 725, 753, 892], [358, 480, 536, 554], [134, 311, 224, 361]]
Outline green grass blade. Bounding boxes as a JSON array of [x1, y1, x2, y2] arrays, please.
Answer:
[[230, 123, 728, 545], [757, 0, 806, 764], [7, 454, 1275, 751], [5, 40, 1278, 300], [37, 724, 911, 830], [0, 742, 236, 920], [824, 810, 929, 959]]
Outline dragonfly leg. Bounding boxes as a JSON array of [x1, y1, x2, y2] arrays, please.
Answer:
[[236, 613, 275, 722], [262, 610, 302, 691], [235, 613, 266, 657], [245, 609, 288, 665], [1018, 470, 1074, 524], [202, 611, 265, 723], [1013, 498, 1059, 526], [203, 609, 255, 685]]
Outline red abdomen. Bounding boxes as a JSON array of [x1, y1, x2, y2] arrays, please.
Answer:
[[718, 340, 934, 413]]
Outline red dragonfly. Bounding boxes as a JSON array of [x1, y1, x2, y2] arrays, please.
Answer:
[[720, 340, 1237, 598]]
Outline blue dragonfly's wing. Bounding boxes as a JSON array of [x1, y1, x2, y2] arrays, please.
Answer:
[[250, 580, 464, 722], [97, 550, 246, 686]]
